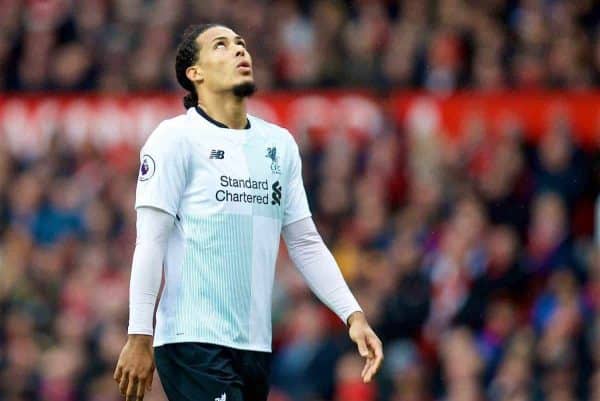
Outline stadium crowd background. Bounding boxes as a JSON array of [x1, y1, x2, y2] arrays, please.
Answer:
[[1, 1, 600, 401], [3, 0, 600, 92]]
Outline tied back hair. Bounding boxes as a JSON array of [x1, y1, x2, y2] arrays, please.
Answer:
[[175, 24, 223, 109]]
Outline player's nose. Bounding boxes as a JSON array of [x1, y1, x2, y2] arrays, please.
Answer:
[[235, 44, 245, 58]]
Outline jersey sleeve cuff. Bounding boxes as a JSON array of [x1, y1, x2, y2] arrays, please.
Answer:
[[134, 203, 177, 218], [127, 327, 155, 336], [342, 307, 364, 326], [282, 212, 312, 228]]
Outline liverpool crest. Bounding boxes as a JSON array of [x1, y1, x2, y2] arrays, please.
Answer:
[[266, 147, 281, 174]]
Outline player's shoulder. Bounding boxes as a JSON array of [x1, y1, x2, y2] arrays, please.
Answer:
[[143, 113, 189, 150], [248, 114, 297, 146]]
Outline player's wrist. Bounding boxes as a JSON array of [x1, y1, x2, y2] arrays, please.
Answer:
[[127, 334, 153, 346], [346, 310, 366, 327]]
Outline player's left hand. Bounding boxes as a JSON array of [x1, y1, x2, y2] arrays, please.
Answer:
[[347, 311, 383, 383]]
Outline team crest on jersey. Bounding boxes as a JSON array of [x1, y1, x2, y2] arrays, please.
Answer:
[[139, 154, 156, 181], [266, 147, 281, 174]]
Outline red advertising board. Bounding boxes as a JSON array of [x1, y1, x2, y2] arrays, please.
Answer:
[[0, 91, 597, 157]]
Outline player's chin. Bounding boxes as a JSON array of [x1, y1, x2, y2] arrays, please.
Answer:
[[232, 79, 257, 98]]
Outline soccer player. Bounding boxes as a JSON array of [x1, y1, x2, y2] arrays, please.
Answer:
[[113, 24, 383, 401]]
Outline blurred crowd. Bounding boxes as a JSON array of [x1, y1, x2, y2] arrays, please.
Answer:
[[3, 0, 600, 401], [1, 97, 600, 401], [2, 0, 600, 92], [268, 106, 600, 401]]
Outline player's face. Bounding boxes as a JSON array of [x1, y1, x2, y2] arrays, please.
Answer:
[[195, 26, 254, 93]]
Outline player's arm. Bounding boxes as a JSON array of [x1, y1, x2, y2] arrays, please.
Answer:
[[115, 124, 189, 401], [282, 217, 383, 383], [114, 207, 174, 400], [282, 133, 383, 382], [282, 217, 362, 322]]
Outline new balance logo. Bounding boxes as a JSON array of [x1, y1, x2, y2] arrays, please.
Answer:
[[215, 393, 226, 401], [210, 150, 225, 159]]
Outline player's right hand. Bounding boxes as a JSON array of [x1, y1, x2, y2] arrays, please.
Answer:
[[347, 311, 384, 383], [114, 335, 155, 401]]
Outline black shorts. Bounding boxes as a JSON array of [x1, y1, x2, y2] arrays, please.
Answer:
[[155, 342, 271, 401]]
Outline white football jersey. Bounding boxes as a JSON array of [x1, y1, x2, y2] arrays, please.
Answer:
[[135, 107, 311, 351]]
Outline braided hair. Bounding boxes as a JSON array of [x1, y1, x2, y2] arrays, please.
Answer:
[[175, 24, 223, 109]]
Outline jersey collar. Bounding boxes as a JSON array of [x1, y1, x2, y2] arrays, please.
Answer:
[[195, 106, 251, 130]]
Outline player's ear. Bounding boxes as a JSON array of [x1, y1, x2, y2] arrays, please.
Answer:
[[186, 65, 204, 85]]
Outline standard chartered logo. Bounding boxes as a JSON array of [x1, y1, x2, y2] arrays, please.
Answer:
[[216, 175, 282, 206]]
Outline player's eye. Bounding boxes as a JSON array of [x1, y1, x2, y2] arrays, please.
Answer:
[[237, 41, 246, 48], [214, 41, 226, 49]]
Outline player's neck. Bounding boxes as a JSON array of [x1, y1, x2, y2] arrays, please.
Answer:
[[198, 93, 247, 130]]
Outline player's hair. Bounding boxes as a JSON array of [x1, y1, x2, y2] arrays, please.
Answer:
[[175, 23, 225, 109]]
